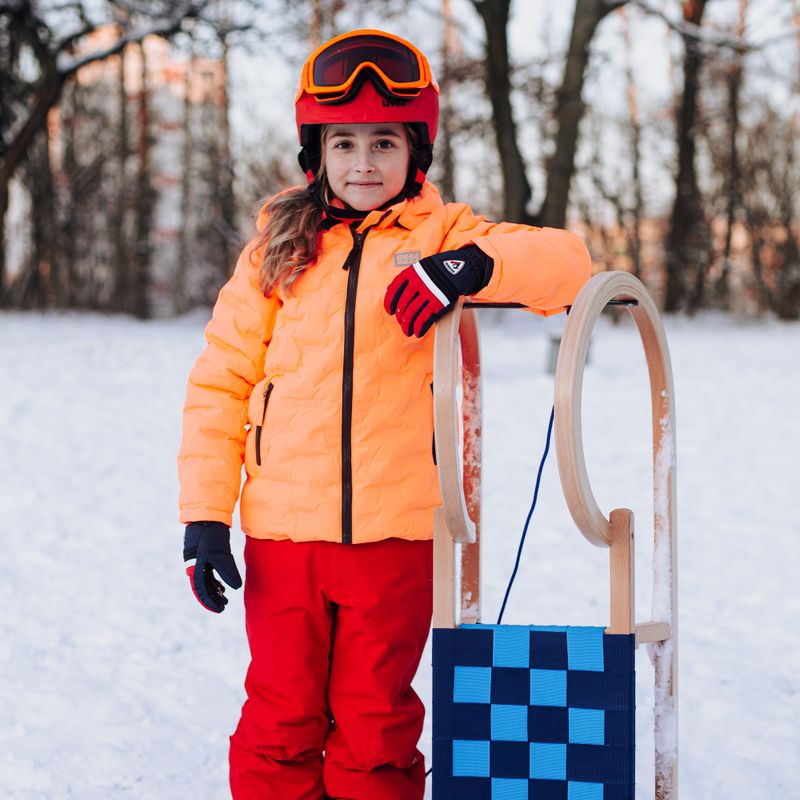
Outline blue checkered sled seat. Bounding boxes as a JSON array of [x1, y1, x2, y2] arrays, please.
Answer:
[[432, 624, 635, 800]]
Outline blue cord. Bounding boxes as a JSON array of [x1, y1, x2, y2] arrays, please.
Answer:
[[426, 404, 556, 784], [496, 405, 555, 625]]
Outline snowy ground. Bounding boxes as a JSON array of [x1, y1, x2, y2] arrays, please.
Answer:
[[1, 308, 798, 799]]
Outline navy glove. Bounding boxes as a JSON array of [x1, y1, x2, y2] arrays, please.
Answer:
[[384, 245, 493, 337], [183, 522, 242, 613]]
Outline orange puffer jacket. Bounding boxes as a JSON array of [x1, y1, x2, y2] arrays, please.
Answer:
[[178, 182, 591, 544]]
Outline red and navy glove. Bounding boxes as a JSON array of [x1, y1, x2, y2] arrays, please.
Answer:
[[384, 245, 494, 337], [183, 522, 242, 613]]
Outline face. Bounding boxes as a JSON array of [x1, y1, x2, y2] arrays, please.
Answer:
[[323, 123, 411, 211]]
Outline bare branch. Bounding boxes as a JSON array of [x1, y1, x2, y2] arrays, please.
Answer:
[[54, 2, 99, 53], [603, 0, 629, 11], [629, 0, 796, 52], [57, 23, 99, 54], [55, 0, 209, 76]]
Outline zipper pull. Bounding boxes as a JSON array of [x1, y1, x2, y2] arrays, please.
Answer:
[[342, 230, 365, 271]]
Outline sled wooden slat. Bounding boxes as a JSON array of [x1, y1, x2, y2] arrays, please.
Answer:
[[609, 508, 635, 634], [432, 508, 455, 630], [636, 622, 671, 645], [554, 271, 678, 800], [432, 303, 481, 628]]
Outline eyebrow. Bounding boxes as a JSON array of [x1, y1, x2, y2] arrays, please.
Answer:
[[328, 128, 403, 138]]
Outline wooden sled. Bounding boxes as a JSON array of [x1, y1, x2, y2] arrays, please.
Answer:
[[431, 271, 678, 799]]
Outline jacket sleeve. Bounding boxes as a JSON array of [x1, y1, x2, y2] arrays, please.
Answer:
[[440, 204, 592, 315], [177, 241, 280, 526]]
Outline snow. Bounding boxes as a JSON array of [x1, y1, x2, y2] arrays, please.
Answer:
[[1, 308, 799, 799]]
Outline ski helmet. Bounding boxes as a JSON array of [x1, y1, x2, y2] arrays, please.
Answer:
[[295, 29, 440, 198]]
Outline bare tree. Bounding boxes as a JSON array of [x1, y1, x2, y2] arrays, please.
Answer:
[[437, 0, 458, 203], [712, 0, 748, 308], [537, 0, 628, 229], [471, 0, 533, 223], [111, 29, 131, 313], [663, 0, 711, 312], [0, 0, 217, 306], [130, 39, 154, 318], [740, 101, 800, 319], [175, 44, 195, 313], [217, 30, 237, 279], [620, 5, 644, 279], [471, 0, 627, 227]]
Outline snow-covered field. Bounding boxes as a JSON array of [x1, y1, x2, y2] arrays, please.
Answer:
[[1, 308, 798, 799]]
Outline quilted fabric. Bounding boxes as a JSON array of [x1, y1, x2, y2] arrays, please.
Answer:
[[178, 182, 592, 543], [432, 625, 635, 799]]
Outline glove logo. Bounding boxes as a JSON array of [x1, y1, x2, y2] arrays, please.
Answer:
[[443, 259, 465, 275]]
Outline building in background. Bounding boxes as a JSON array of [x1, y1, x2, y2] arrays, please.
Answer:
[[7, 25, 232, 316]]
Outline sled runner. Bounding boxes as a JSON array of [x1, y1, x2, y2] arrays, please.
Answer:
[[431, 272, 678, 799]]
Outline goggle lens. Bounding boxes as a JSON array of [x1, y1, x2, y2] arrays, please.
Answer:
[[312, 34, 421, 88]]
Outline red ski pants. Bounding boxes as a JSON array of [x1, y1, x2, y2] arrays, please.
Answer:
[[229, 537, 433, 799]]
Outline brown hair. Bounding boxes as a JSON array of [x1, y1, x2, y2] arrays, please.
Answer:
[[249, 180, 327, 297], [251, 123, 422, 296]]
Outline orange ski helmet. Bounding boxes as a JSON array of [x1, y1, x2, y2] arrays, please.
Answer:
[[295, 29, 440, 198]]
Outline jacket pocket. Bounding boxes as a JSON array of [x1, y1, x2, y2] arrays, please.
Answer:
[[255, 382, 275, 466]]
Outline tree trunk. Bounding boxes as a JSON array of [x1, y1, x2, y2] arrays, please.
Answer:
[[0, 181, 7, 306], [714, 0, 748, 309], [714, 61, 740, 307], [11, 127, 58, 308], [776, 221, 800, 320], [437, 0, 457, 204], [664, 0, 711, 313], [537, 0, 626, 229], [176, 47, 194, 313], [132, 40, 153, 319], [310, 0, 322, 49], [218, 33, 237, 279], [61, 79, 79, 308], [621, 6, 643, 279], [472, 0, 533, 223], [112, 42, 131, 312]]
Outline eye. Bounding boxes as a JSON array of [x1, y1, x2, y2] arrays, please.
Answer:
[[333, 140, 353, 150], [375, 139, 396, 150]]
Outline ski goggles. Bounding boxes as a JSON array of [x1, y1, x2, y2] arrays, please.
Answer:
[[296, 30, 438, 105]]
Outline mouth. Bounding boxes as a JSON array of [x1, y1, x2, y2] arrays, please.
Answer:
[[348, 181, 382, 188]]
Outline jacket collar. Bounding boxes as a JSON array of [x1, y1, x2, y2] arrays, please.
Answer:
[[355, 181, 444, 233]]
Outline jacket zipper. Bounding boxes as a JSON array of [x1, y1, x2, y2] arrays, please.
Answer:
[[255, 382, 274, 466], [340, 212, 390, 544], [340, 226, 366, 544]]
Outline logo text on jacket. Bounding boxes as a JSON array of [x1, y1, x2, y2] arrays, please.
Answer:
[[394, 250, 422, 267]]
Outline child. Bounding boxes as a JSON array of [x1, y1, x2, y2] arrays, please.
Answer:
[[178, 29, 591, 800]]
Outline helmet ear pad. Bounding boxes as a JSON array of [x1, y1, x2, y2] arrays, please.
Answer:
[[298, 121, 433, 201], [298, 125, 322, 180], [402, 122, 433, 198]]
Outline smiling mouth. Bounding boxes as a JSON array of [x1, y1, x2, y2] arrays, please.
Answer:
[[349, 182, 381, 187]]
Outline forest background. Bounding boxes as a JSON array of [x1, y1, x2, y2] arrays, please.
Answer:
[[1, 0, 799, 320]]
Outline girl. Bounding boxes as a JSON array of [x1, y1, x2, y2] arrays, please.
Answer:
[[178, 29, 591, 800]]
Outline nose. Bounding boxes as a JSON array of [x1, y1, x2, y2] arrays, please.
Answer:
[[354, 150, 375, 174]]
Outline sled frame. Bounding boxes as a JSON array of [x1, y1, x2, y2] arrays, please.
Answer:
[[432, 272, 678, 799]]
